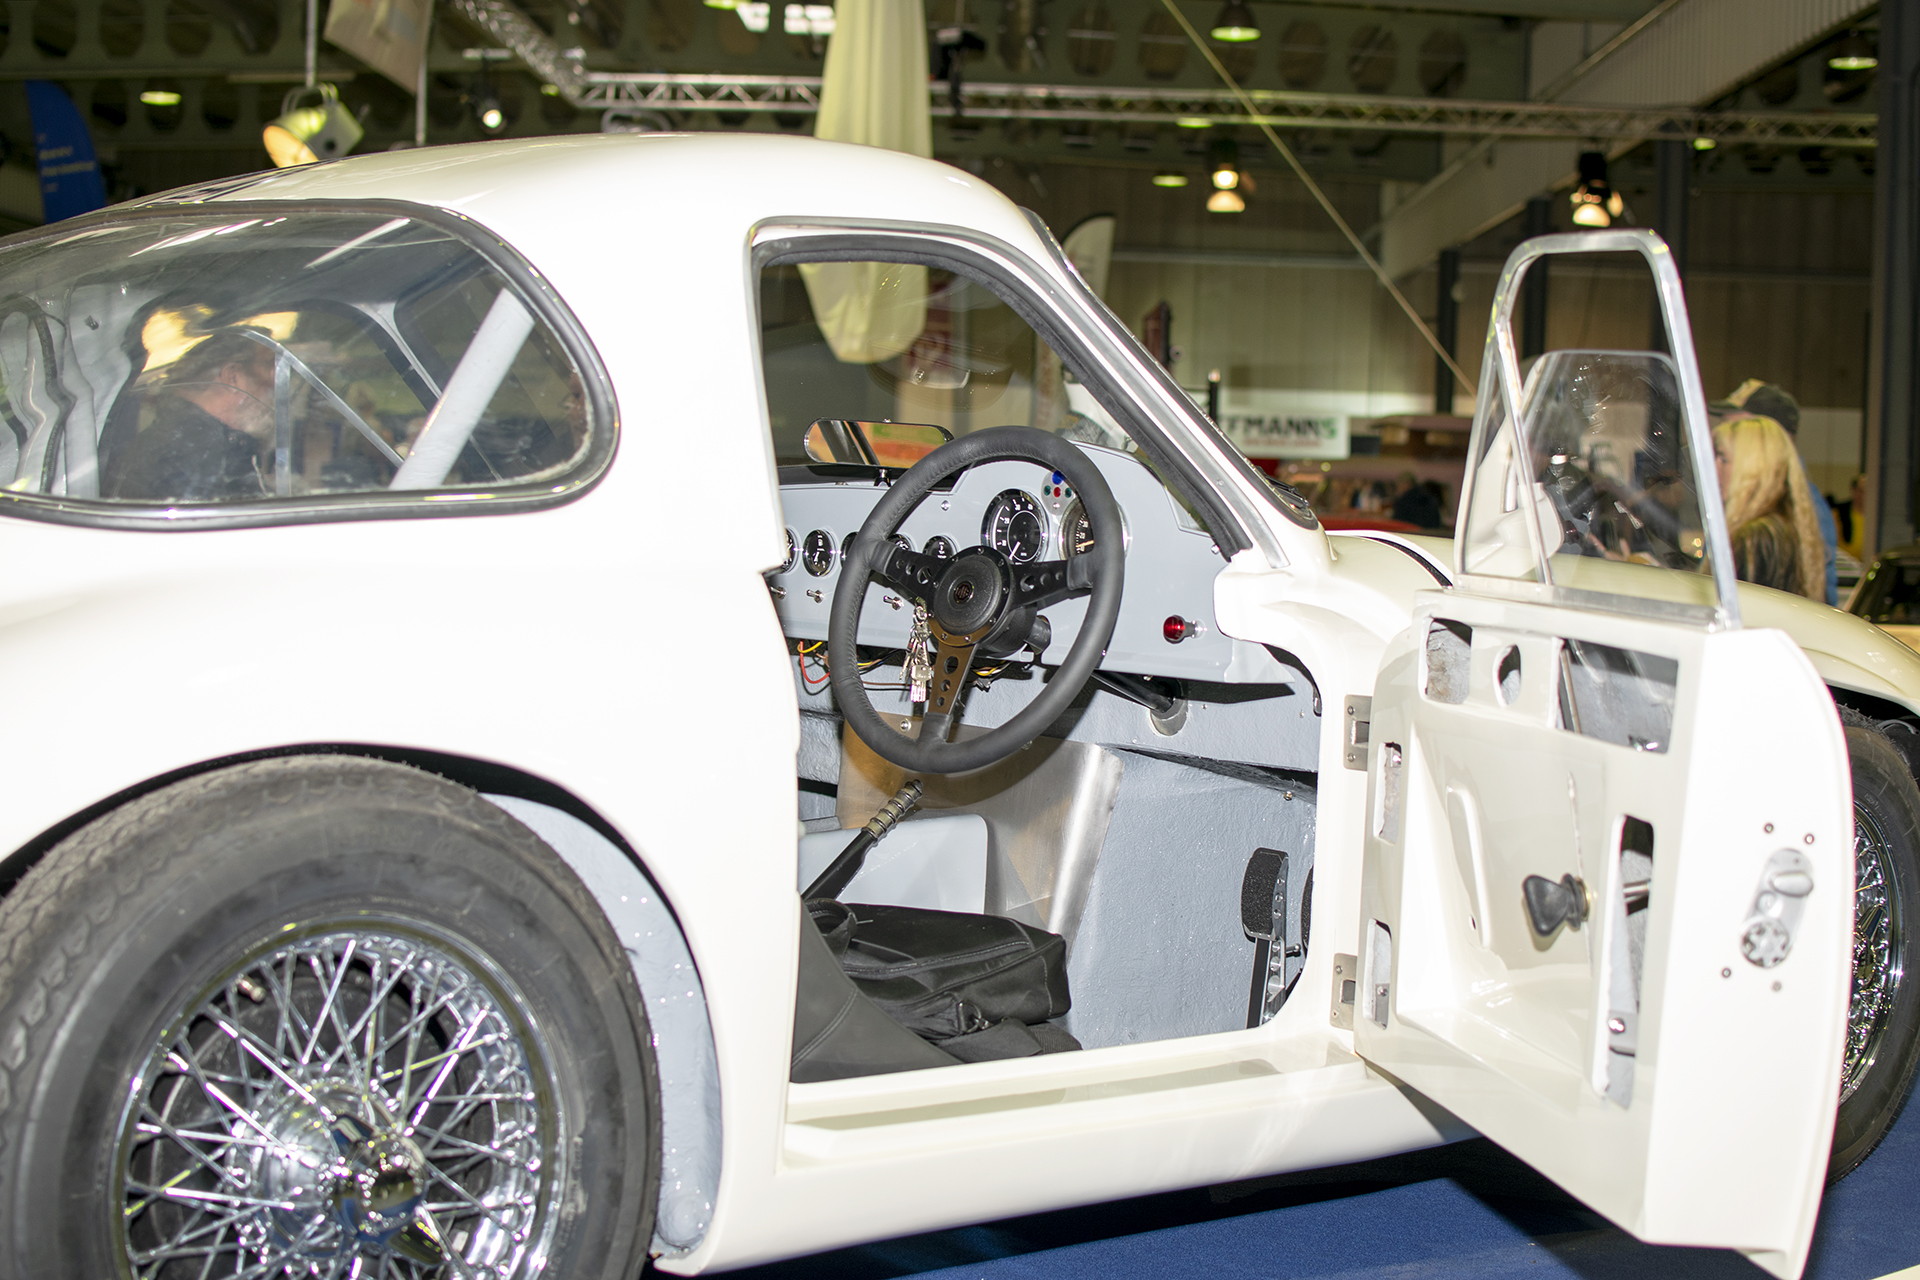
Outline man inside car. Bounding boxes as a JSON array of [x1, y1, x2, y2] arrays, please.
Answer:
[[102, 327, 276, 502]]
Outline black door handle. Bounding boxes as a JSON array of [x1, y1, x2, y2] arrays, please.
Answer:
[[1522, 873, 1590, 937]]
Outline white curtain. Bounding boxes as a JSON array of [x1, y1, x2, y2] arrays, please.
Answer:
[[802, 0, 932, 364]]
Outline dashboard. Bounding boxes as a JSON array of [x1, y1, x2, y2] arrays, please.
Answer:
[[769, 442, 1290, 683]]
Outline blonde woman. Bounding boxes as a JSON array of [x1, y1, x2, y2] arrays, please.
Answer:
[[1711, 413, 1827, 600]]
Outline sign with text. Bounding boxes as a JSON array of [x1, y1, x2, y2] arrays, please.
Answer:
[[1218, 403, 1350, 459], [26, 82, 104, 223], [1211, 389, 1438, 460]]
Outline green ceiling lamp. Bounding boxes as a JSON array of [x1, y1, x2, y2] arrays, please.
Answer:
[[1209, 0, 1259, 43], [263, 84, 363, 167]]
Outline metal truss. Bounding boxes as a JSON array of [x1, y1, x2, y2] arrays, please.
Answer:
[[576, 74, 1876, 148], [443, 0, 1872, 149], [442, 0, 590, 98]]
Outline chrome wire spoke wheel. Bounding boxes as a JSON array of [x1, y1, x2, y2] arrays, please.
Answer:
[[114, 924, 562, 1280], [1844, 802, 1905, 1103]]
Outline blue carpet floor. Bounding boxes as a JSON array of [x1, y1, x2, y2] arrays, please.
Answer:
[[727, 1083, 1920, 1280]]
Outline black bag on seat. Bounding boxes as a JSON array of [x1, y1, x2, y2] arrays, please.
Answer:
[[807, 899, 1074, 1042], [791, 901, 961, 1083]]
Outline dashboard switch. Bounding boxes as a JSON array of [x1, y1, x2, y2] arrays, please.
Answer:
[[1164, 615, 1197, 643]]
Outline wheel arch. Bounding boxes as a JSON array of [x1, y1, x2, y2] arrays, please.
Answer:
[[1829, 686, 1920, 777], [0, 741, 725, 1260]]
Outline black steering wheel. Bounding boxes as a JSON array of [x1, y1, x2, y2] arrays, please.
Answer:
[[828, 425, 1126, 775]]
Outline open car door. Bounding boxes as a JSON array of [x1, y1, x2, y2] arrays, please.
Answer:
[[1355, 230, 1851, 1279]]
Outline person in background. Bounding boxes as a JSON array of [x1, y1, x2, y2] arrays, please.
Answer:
[[1390, 473, 1442, 528], [1712, 379, 1838, 605], [1712, 413, 1827, 601]]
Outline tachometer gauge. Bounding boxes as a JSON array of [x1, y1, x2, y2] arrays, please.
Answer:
[[923, 535, 956, 561], [982, 490, 1047, 564], [781, 528, 797, 574], [802, 530, 835, 576]]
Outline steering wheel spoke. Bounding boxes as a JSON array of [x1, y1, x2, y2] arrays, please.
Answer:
[[918, 622, 989, 743], [868, 542, 948, 604], [1008, 557, 1093, 613]]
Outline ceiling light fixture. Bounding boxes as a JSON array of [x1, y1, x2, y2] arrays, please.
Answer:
[[475, 91, 506, 133], [1209, 138, 1240, 190], [1152, 172, 1188, 188], [262, 83, 363, 168], [1176, 116, 1213, 129], [1692, 137, 1716, 151], [1828, 33, 1877, 71], [140, 89, 182, 106], [1568, 150, 1624, 228], [1207, 188, 1245, 213], [1209, 0, 1259, 42]]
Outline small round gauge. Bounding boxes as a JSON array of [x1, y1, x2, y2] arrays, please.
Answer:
[[802, 530, 836, 577], [841, 531, 858, 566], [1059, 498, 1129, 559], [923, 535, 956, 561], [1060, 499, 1095, 559], [982, 490, 1047, 564], [780, 528, 797, 574]]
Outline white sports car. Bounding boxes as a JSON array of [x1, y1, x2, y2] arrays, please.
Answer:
[[0, 134, 1912, 1280]]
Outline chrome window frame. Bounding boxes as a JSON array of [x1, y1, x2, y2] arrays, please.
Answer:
[[0, 198, 618, 533], [1454, 228, 1739, 630]]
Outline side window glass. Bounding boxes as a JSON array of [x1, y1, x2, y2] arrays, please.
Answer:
[[1461, 350, 1720, 615], [1459, 382, 1548, 581], [0, 211, 598, 511], [758, 259, 1133, 465]]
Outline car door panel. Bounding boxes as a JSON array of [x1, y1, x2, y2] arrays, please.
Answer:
[[1360, 592, 1850, 1277]]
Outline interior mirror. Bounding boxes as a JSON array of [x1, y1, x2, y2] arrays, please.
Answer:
[[802, 419, 952, 469]]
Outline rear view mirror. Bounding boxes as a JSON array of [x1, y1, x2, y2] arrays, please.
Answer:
[[802, 419, 952, 469]]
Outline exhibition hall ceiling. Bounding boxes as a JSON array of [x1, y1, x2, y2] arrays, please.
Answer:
[[0, 0, 1877, 211]]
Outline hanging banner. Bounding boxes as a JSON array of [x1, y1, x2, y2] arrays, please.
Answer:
[[25, 81, 105, 223], [325, 0, 433, 92]]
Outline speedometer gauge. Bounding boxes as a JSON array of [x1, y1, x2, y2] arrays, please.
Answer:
[[982, 491, 1047, 564]]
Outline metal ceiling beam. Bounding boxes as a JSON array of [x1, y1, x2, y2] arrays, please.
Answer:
[[1376, 0, 1879, 277], [442, 0, 588, 97], [577, 72, 1871, 147]]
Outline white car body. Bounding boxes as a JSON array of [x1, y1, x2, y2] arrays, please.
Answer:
[[0, 134, 1904, 1279]]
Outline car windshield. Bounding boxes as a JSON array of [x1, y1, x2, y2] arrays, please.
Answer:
[[761, 261, 1133, 466], [1853, 557, 1920, 624]]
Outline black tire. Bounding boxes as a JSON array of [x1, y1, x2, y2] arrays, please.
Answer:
[[0, 756, 659, 1278], [1830, 714, 1920, 1181]]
